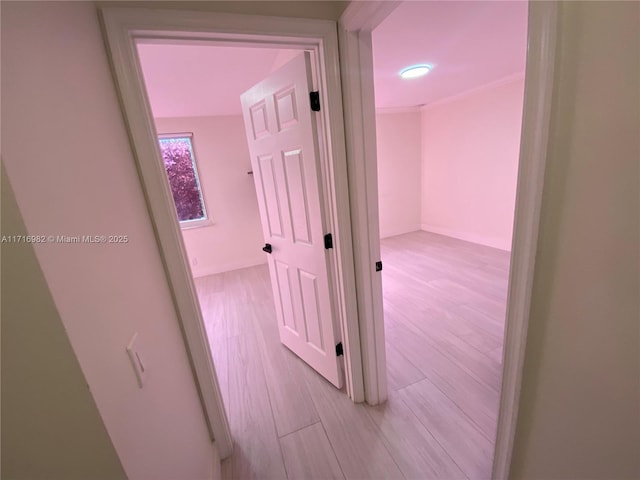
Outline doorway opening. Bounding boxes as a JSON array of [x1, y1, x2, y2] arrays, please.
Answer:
[[100, 5, 365, 462], [134, 39, 358, 477], [135, 40, 361, 476], [368, 1, 528, 477], [101, 2, 557, 478]]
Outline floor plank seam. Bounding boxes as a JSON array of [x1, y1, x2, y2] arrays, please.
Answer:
[[395, 394, 471, 480], [388, 374, 428, 393], [360, 412, 409, 480], [252, 323, 292, 478], [419, 335, 501, 395], [317, 420, 348, 480], [401, 374, 497, 448], [277, 420, 322, 440]]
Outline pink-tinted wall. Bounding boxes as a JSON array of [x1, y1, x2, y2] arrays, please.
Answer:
[[376, 111, 422, 238], [2, 3, 217, 479], [510, 2, 640, 476], [155, 116, 266, 277], [421, 77, 525, 251]]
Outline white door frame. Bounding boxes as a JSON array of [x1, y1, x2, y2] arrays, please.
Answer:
[[338, 1, 401, 407], [339, 1, 559, 477], [99, 6, 365, 460]]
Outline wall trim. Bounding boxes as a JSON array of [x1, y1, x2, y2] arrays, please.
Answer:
[[338, 1, 403, 405], [420, 224, 511, 252], [339, 0, 400, 32], [380, 225, 422, 240], [375, 105, 422, 115], [191, 259, 267, 279], [421, 72, 526, 111], [492, 2, 559, 478]]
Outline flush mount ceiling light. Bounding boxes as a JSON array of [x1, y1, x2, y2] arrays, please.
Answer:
[[399, 64, 433, 79]]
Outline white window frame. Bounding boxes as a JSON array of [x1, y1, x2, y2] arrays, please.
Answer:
[[157, 132, 212, 230]]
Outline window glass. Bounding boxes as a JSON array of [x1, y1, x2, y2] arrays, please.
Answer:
[[158, 136, 206, 224]]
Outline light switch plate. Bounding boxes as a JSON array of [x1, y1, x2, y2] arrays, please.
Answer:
[[126, 333, 146, 388]]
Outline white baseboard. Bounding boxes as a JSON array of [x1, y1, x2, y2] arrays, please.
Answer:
[[191, 257, 267, 278], [420, 224, 511, 251], [379, 225, 422, 239]]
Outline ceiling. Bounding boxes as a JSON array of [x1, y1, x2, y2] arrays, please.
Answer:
[[138, 44, 300, 118], [138, 1, 527, 118], [372, 1, 528, 110]]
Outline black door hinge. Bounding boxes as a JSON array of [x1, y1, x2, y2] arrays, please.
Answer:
[[324, 233, 333, 249], [376, 261, 383, 272], [310, 91, 320, 111], [335, 342, 344, 356]]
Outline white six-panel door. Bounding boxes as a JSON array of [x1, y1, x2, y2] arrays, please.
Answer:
[[240, 52, 343, 388]]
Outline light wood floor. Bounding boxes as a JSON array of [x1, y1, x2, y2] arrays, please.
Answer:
[[194, 231, 509, 480]]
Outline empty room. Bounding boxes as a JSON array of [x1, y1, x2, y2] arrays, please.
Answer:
[[137, 43, 368, 478], [371, 1, 527, 477], [135, 1, 527, 476], [5, 0, 639, 480]]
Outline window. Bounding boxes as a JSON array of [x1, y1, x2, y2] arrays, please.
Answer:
[[158, 134, 208, 227]]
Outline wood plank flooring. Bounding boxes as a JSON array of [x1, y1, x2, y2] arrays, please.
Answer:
[[194, 231, 508, 480]]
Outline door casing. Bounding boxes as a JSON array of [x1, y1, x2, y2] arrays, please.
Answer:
[[99, 6, 364, 460], [100, 2, 558, 477], [338, 1, 559, 478]]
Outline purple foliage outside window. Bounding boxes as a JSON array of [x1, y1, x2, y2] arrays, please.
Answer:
[[158, 136, 206, 223]]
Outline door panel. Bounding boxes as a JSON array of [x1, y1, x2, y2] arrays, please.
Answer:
[[241, 52, 342, 388], [275, 260, 297, 332], [299, 270, 323, 351], [282, 149, 312, 244], [249, 101, 270, 139], [274, 87, 299, 130], [257, 154, 284, 237]]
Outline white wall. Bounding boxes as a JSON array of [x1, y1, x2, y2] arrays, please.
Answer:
[[270, 49, 303, 73], [420, 78, 525, 251], [510, 1, 640, 478], [1, 1, 349, 476], [2, 3, 217, 479], [2, 167, 127, 480], [155, 116, 266, 277], [375, 111, 422, 238]]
